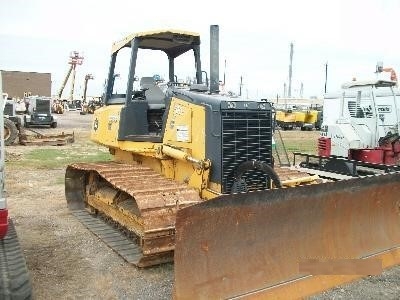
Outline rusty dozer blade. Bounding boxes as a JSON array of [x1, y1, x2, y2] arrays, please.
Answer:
[[19, 130, 74, 146], [174, 173, 400, 299]]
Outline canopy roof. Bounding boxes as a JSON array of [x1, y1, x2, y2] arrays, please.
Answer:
[[111, 29, 200, 58], [342, 80, 397, 89]]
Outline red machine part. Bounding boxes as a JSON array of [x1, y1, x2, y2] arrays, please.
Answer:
[[0, 209, 8, 239], [318, 136, 400, 165], [381, 67, 398, 82], [349, 139, 400, 165], [318, 137, 331, 157], [349, 149, 385, 164]]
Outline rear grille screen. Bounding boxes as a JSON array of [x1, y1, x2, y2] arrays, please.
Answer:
[[36, 99, 50, 113], [4, 103, 13, 116], [221, 110, 273, 193]]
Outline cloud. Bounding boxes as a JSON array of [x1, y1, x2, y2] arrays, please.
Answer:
[[1, 0, 399, 98]]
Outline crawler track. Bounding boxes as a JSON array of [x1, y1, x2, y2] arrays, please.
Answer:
[[275, 166, 322, 186], [65, 162, 202, 267], [65, 162, 320, 267], [0, 220, 32, 300], [72, 210, 152, 265]]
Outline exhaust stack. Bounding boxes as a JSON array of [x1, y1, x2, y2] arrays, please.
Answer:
[[210, 25, 219, 93]]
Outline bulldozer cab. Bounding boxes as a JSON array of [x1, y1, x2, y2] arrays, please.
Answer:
[[104, 30, 202, 104], [102, 30, 203, 142]]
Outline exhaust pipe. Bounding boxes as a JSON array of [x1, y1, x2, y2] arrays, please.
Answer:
[[210, 25, 219, 93]]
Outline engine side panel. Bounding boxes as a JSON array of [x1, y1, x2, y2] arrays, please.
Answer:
[[91, 104, 124, 147], [163, 96, 206, 161]]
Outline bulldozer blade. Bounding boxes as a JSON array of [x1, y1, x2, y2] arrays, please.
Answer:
[[19, 131, 75, 146], [174, 173, 400, 299]]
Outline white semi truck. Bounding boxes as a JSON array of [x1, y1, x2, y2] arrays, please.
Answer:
[[319, 79, 400, 165]]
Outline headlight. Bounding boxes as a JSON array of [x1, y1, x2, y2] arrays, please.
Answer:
[[227, 101, 236, 109]]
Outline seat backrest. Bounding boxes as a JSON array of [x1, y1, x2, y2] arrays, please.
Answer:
[[140, 77, 166, 109], [140, 77, 155, 89]]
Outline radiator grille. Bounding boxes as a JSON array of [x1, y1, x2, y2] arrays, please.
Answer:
[[221, 110, 273, 193]]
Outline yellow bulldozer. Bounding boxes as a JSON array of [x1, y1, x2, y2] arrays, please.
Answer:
[[65, 26, 400, 299]]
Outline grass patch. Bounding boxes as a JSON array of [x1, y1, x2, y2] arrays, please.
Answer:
[[9, 147, 112, 169], [284, 141, 317, 154], [274, 130, 319, 165]]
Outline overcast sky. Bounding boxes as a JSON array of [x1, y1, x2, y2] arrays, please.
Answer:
[[1, 0, 399, 100]]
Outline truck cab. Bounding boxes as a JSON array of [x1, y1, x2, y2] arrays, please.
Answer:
[[319, 80, 400, 164]]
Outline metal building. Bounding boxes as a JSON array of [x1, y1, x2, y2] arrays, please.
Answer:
[[1, 70, 51, 99]]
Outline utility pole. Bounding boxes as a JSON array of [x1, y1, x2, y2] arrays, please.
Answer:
[[300, 82, 304, 98], [223, 59, 226, 85], [239, 76, 243, 96], [324, 62, 328, 94], [283, 82, 287, 98], [288, 42, 294, 98]]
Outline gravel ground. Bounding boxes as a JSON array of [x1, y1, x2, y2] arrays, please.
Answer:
[[5, 110, 400, 299]]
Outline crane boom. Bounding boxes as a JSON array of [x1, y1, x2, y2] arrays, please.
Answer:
[[83, 74, 94, 103], [58, 51, 84, 100], [57, 65, 73, 99]]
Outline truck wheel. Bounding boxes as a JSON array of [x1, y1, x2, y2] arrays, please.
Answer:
[[51, 122, 57, 128], [0, 220, 33, 299], [4, 118, 18, 146]]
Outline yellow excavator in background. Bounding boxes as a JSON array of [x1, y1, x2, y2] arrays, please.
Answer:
[[65, 26, 400, 299]]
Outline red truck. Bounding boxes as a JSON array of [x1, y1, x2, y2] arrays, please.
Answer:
[[0, 201, 7, 239]]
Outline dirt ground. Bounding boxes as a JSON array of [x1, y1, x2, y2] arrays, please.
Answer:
[[6, 112, 173, 299], [5, 111, 400, 299]]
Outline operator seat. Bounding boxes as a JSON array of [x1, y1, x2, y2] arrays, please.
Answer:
[[140, 77, 166, 109]]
